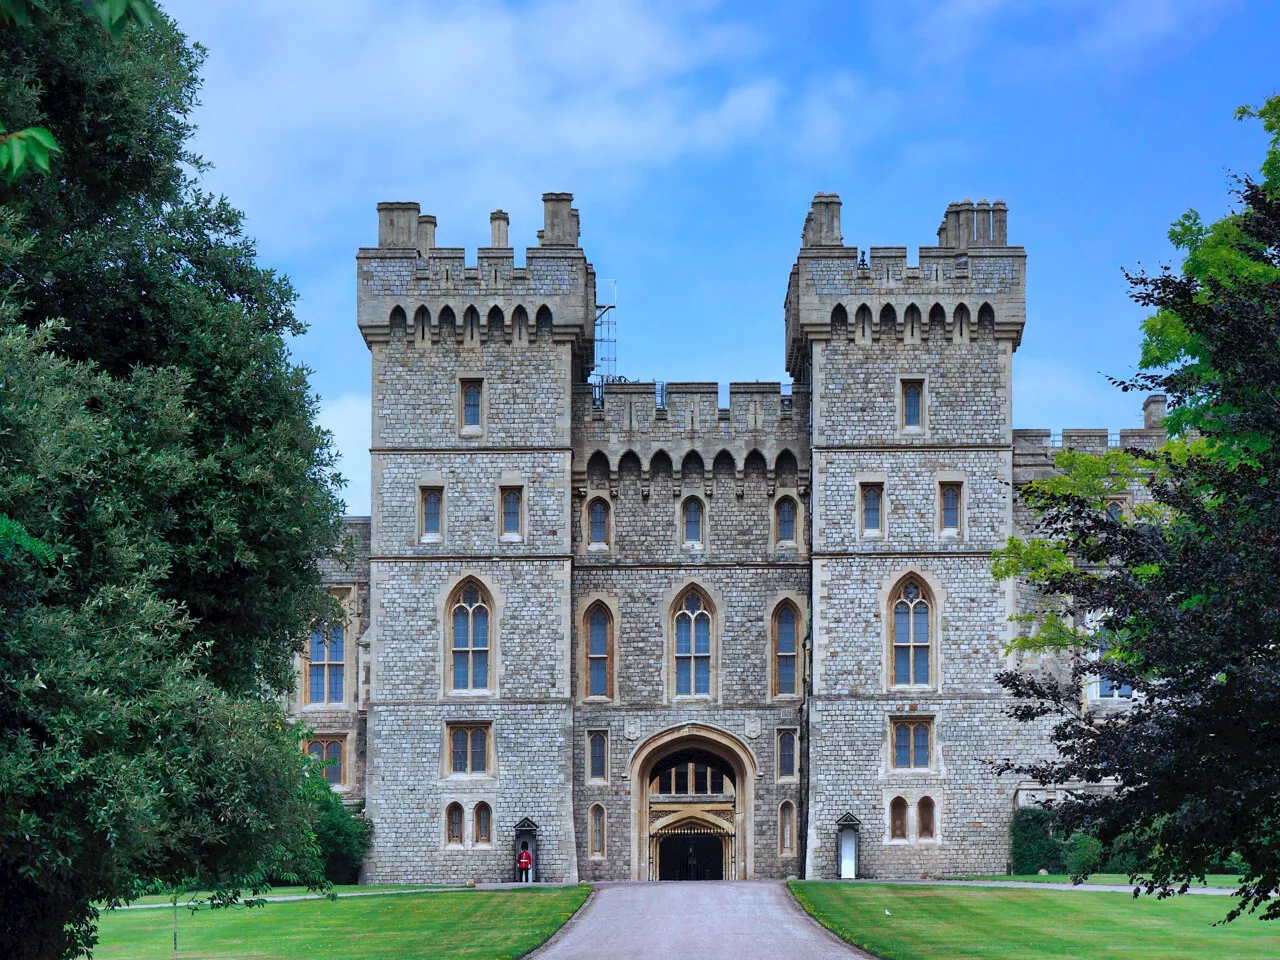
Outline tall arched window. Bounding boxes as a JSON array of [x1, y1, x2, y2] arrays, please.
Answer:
[[776, 497, 796, 543], [902, 381, 923, 428], [450, 581, 491, 691], [474, 802, 492, 845], [446, 802, 464, 844], [308, 616, 345, 704], [891, 579, 931, 686], [588, 731, 608, 780], [918, 797, 936, 841], [502, 489, 522, 536], [774, 603, 799, 697], [777, 730, 797, 779], [590, 804, 606, 857], [586, 605, 612, 698], [463, 382, 481, 426], [682, 498, 703, 545], [423, 488, 442, 537], [890, 797, 908, 840], [588, 499, 609, 545], [674, 588, 712, 696], [779, 801, 795, 854]]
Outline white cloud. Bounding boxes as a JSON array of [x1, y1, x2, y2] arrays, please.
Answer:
[[318, 392, 372, 516]]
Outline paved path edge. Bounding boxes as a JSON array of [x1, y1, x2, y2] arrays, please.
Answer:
[[523, 886, 598, 959], [786, 881, 884, 959]]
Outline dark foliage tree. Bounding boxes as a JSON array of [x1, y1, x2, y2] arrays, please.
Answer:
[[0, 5, 352, 957], [994, 98, 1280, 920]]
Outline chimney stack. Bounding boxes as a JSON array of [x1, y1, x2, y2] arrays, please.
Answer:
[[1143, 394, 1167, 430], [377, 201, 420, 248], [540, 192, 578, 246], [802, 193, 842, 247], [490, 209, 510, 248], [417, 214, 436, 255]]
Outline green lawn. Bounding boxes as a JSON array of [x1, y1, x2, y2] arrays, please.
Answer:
[[94, 886, 591, 960], [790, 881, 1280, 960], [117, 883, 448, 907], [950, 874, 1242, 888]]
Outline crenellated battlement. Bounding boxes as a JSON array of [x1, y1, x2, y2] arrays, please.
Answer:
[[1014, 396, 1169, 463]]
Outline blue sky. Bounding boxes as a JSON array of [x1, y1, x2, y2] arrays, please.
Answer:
[[164, 0, 1279, 515]]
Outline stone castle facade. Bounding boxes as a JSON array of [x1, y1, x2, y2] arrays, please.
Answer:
[[296, 192, 1166, 883]]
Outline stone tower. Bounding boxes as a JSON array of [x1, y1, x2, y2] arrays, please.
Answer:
[[788, 195, 1033, 876], [355, 194, 596, 882]]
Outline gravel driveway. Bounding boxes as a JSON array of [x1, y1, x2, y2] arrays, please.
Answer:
[[528, 880, 874, 960]]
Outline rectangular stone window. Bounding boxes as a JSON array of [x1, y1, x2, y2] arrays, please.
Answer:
[[305, 737, 345, 785], [891, 719, 932, 769], [587, 730, 609, 782], [422, 486, 443, 540], [460, 379, 483, 429], [447, 722, 491, 775], [901, 380, 924, 429], [501, 486, 523, 538], [861, 483, 884, 535], [307, 611, 346, 705], [940, 482, 962, 533]]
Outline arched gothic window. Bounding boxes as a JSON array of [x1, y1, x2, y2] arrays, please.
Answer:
[[918, 797, 936, 841], [674, 588, 712, 696], [590, 804, 606, 857], [777, 730, 797, 779], [682, 498, 703, 545], [588, 498, 609, 545], [502, 489, 522, 536], [586, 605, 613, 698], [780, 801, 796, 854], [463, 382, 481, 426], [474, 802, 492, 845], [902, 381, 923, 428], [423, 488, 442, 536], [892, 579, 931, 686], [890, 797, 908, 840], [776, 497, 796, 543], [774, 603, 799, 697], [446, 802, 464, 844], [450, 581, 491, 691], [307, 739, 344, 785]]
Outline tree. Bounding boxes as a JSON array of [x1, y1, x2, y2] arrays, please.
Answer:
[[994, 98, 1280, 920], [0, 4, 349, 956]]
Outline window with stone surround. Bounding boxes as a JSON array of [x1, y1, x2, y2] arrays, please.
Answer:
[[890, 796, 908, 839], [447, 722, 491, 775], [585, 604, 614, 699], [588, 498, 610, 547], [446, 802, 464, 844], [777, 729, 798, 781], [422, 487, 443, 540], [449, 580, 492, 693], [474, 802, 492, 845], [775, 497, 797, 543], [306, 737, 345, 785], [588, 731, 609, 782], [682, 497, 704, 547], [590, 804, 606, 858], [890, 578, 931, 687], [1106, 499, 1125, 522], [501, 487, 523, 539], [861, 484, 883, 536], [306, 600, 347, 705], [901, 380, 924, 429], [460, 379, 483, 432], [940, 482, 962, 533], [891, 719, 932, 769], [673, 587, 713, 697], [773, 603, 800, 697], [779, 801, 796, 855]]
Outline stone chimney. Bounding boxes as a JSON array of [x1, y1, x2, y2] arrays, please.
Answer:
[[540, 192, 578, 246], [992, 200, 1008, 245], [802, 193, 842, 247], [377, 201, 419, 248], [490, 209, 510, 248], [417, 214, 436, 255], [1143, 394, 1167, 430]]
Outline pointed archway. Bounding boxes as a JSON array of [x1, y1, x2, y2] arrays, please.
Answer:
[[627, 723, 758, 880]]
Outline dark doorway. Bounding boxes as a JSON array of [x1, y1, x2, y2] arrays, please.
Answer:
[[658, 833, 724, 881]]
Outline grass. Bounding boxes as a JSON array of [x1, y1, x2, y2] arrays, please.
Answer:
[[790, 881, 1280, 960], [950, 874, 1243, 888], [94, 886, 591, 960], [118, 884, 446, 906]]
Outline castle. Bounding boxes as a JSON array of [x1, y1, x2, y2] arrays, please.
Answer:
[[298, 192, 1165, 883]]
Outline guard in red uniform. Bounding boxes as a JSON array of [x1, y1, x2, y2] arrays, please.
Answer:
[[518, 843, 533, 883]]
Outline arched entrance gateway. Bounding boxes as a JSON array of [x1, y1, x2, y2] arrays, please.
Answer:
[[628, 724, 757, 880]]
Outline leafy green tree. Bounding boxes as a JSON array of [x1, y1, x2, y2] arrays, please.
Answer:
[[994, 98, 1280, 920], [0, 3, 350, 956]]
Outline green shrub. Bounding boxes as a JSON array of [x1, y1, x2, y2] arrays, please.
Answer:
[[1065, 831, 1104, 878], [1010, 808, 1065, 874], [1103, 828, 1152, 876], [305, 774, 372, 884]]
